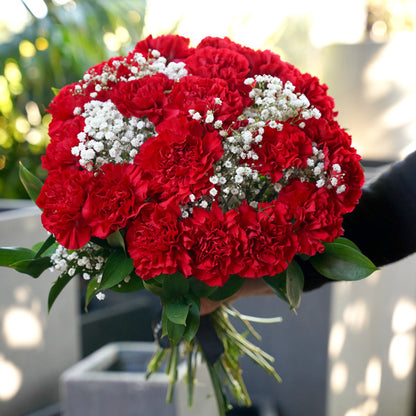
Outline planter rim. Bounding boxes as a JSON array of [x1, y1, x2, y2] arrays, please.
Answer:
[[61, 342, 171, 383]]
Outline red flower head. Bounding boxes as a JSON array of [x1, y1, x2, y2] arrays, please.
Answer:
[[246, 49, 300, 83], [304, 118, 364, 213], [236, 201, 297, 278], [135, 116, 223, 203], [291, 72, 337, 121], [184, 46, 250, 91], [110, 73, 174, 124], [82, 163, 147, 239], [278, 180, 344, 255], [182, 203, 244, 287], [36, 169, 92, 250], [132, 34, 193, 61], [48, 83, 90, 121], [126, 201, 192, 280], [42, 116, 84, 171], [167, 75, 252, 128], [252, 123, 313, 183]]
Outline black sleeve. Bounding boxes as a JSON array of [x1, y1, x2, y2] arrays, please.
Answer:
[[304, 150, 416, 291]]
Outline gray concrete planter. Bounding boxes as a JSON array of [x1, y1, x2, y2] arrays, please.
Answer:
[[60, 342, 217, 416]]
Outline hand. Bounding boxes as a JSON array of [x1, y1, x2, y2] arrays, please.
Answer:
[[200, 278, 274, 315]]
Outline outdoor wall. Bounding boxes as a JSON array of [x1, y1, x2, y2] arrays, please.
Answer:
[[0, 206, 80, 416]]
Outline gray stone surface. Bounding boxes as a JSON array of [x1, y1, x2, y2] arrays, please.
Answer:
[[60, 342, 218, 416], [0, 206, 80, 416]]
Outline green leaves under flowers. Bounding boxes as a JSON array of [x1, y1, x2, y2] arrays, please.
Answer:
[[32, 234, 57, 258], [10, 257, 52, 278], [183, 299, 200, 344], [110, 272, 144, 293], [286, 260, 304, 310], [106, 229, 126, 252], [48, 273, 73, 312], [208, 275, 244, 301], [163, 272, 190, 300], [164, 297, 201, 346], [262, 261, 304, 310], [310, 239, 378, 281], [166, 301, 190, 326], [0, 238, 56, 278], [19, 162, 43, 203], [84, 249, 134, 309], [263, 272, 288, 304], [0, 247, 37, 267], [147, 273, 203, 346]]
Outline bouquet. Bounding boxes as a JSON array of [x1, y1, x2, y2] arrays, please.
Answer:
[[0, 35, 377, 414]]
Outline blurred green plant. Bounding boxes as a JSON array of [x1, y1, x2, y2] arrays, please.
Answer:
[[0, 0, 146, 199]]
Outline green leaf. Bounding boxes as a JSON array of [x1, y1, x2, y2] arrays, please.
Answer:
[[189, 277, 217, 298], [84, 251, 134, 309], [19, 162, 44, 203], [99, 250, 134, 291], [310, 242, 378, 281], [263, 271, 288, 304], [208, 274, 244, 301], [0, 247, 36, 267], [106, 229, 126, 252], [162, 272, 189, 300], [33, 234, 57, 258], [10, 257, 52, 278], [286, 260, 304, 310], [48, 273, 74, 312], [162, 307, 168, 338], [84, 276, 101, 311], [51, 87, 61, 96], [183, 299, 200, 344], [110, 273, 144, 293], [143, 280, 165, 297], [165, 301, 190, 326], [166, 319, 185, 346], [333, 237, 360, 251]]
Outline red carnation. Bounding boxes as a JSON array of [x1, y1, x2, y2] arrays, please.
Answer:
[[135, 117, 223, 203], [36, 169, 92, 250], [252, 123, 313, 183], [184, 46, 250, 91], [82, 163, 147, 239], [304, 118, 364, 212], [278, 180, 344, 255], [291, 72, 337, 121], [167, 75, 252, 128], [246, 49, 300, 83], [126, 201, 192, 280], [42, 116, 84, 171], [48, 83, 90, 121], [182, 203, 244, 287], [110, 73, 174, 124], [132, 34, 193, 61], [236, 201, 297, 278], [328, 145, 364, 213]]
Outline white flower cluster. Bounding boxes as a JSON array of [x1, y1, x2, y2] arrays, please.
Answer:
[[71, 100, 155, 170], [50, 243, 105, 282], [206, 75, 324, 209], [305, 146, 346, 193], [245, 75, 321, 124], [71, 49, 188, 170], [79, 49, 188, 97]]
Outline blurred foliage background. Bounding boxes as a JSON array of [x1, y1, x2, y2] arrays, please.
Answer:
[[0, 0, 146, 198]]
